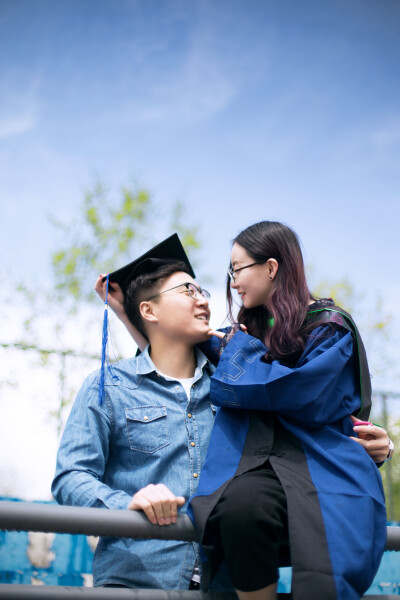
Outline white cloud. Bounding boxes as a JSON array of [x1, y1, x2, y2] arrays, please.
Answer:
[[0, 72, 41, 138], [370, 116, 400, 148], [124, 59, 238, 126], [137, 47, 239, 124], [0, 112, 37, 138], [116, 12, 257, 127]]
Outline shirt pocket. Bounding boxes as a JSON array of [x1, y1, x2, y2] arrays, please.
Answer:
[[125, 406, 170, 454]]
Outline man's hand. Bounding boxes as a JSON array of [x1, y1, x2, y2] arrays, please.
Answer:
[[127, 484, 186, 526], [94, 274, 148, 351], [349, 415, 390, 463], [94, 275, 126, 321]]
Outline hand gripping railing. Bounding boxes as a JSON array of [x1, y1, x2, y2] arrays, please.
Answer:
[[0, 501, 399, 600]]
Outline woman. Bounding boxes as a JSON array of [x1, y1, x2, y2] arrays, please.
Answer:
[[187, 221, 386, 600], [95, 222, 389, 599]]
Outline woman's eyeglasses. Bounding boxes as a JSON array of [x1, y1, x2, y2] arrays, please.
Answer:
[[146, 282, 210, 301], [227, 262, 261, 283]]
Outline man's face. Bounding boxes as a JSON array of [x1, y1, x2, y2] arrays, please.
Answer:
[[143, 271, 211, 344]]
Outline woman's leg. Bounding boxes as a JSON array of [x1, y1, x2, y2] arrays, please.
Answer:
[[236, 583, 278, 600], [208, 464, 288, 596]]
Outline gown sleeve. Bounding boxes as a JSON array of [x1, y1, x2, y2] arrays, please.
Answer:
[[210, 326, 360, 429]]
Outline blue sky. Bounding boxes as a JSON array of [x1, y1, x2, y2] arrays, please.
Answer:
[[1, 0, 399, 317], [1, 0, 400, 498]]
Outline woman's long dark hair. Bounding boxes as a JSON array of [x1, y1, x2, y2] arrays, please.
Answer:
[[227, 221, 315, 364]]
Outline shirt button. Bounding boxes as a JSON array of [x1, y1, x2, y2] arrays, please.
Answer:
[[188, 413, 192, 418], [191, 442, 195, 447], [193, 473, 198, 478], [143, 416, 149, 421]]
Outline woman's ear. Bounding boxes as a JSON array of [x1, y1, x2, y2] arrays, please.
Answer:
[[267, 258, 279, 281], [139, 301, 158, 326]]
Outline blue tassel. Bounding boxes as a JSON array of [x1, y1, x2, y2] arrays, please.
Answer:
[[98, 275, 121, 405], [98, 274, 110, 406]]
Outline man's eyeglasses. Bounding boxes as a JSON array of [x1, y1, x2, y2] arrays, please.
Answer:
[[227, 262, 262, 283], [146, 282, 210, 302]]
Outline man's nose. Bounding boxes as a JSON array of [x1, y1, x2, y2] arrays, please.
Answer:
[[195, 294, 209, 306]]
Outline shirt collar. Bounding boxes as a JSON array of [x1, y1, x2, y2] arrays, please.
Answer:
[[136, 345, 213, 377]]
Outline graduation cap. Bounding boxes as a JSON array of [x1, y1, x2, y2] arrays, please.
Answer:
[[104, 233, 196, 294], [98, 233, 195, 405]]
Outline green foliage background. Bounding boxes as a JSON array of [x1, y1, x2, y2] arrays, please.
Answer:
[[50, 180, 201, 306]]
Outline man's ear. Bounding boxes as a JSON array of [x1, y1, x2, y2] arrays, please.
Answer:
[[139, 301, 158, 326]]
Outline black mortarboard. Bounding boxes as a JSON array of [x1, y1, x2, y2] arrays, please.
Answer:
[[105, 233, 196, 294]]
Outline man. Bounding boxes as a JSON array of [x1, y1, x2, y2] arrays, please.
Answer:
[[52, 235, 219, 589]]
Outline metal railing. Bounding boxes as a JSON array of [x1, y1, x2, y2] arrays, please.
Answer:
[[0, 500, 195, 540], [0, 588, 397, 600], [0, 501, 399, 599], [0, 501, 399, 550], [0, 589, 236, 600]]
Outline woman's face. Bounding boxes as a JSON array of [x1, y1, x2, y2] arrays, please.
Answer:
[[230, 243, 278, 309]]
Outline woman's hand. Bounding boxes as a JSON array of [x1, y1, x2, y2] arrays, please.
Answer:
[[349, 415, 391, 463], [95, 275, 126, 321], [208, 324, 248, 340], [208, 329, 225, 339], [208, 323, 248, 356]]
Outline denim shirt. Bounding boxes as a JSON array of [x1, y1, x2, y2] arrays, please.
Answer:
[[52, 346, 215, 589]]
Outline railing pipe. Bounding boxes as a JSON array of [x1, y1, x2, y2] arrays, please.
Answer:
[[0, 588, 234, 599], [0, 586, 398, 600], [0, 501, 196, 541], [0, 501, 399, 551], [387, 524, 400, 550]]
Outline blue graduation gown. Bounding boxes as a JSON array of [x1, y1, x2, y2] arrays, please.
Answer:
[[189, 326, 387, 600]]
